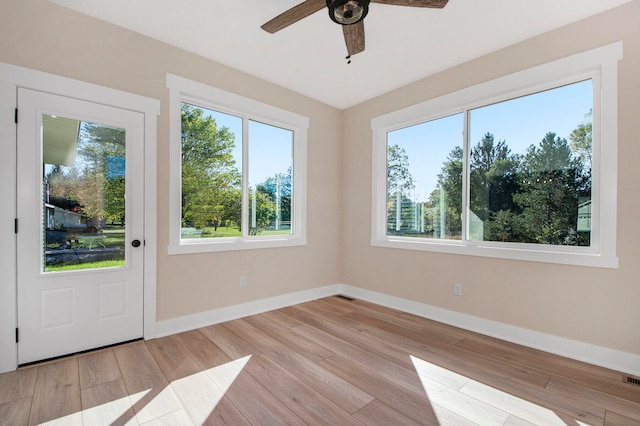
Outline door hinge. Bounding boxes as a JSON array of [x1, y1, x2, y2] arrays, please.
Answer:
[[14, 218, 18, 233], [14, 108, 18, 124], [15, 328, 18, 343]]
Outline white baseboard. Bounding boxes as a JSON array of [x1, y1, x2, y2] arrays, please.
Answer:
[[154, 282, 639, 376], [339, 284, 640, 377], [156, 284, 341, 337]]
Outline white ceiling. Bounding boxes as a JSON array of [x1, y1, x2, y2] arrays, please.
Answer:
[[49, 0, 632, 109]]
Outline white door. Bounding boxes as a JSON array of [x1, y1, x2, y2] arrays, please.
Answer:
[[17, 88, 145, 365]]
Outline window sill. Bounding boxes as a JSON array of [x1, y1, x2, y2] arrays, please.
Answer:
[[371, 237, 619, 269], [168, 236, 307, 255]]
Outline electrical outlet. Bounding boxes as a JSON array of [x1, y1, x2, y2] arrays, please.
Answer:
[[453, 283, 462, 296], [240, 276, 247, 288]]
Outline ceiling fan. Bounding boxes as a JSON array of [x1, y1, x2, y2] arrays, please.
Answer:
[[261, 0, 449, 59]]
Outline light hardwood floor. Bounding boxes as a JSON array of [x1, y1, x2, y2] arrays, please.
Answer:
[[1, 296, 639, 425]]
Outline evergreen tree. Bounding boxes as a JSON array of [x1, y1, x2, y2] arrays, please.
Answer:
[[513, 132, 588, 245], [469, 133, 520, 223]]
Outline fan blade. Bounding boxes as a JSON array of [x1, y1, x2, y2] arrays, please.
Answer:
[[370, 0, 448, 7], [343, 21, 365, 56], [261, 0, 326, 33]]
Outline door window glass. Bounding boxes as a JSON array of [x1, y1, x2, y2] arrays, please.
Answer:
[[43, 115, 126, 272]]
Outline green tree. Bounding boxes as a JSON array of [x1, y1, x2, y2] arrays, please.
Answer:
[[468, 133, 522, 242], [104, 177, 125, 224], [387, 144, 415, 233], [569, 110, 592, 169], [46, 166, 81, 210], [249, 189, 276, 234], [429, 146, 463, 239], [513, 132, 588, 245], [469, 133, 520, 221], [485, 209, 516, 242], [59, 123, 127, 228], [387, 144, 414, 197], [257, 167, 292, 228], [181, 104, 241, 230]]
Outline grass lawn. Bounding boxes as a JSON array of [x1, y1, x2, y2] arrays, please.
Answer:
[[45, 259, 125, 272], [46, 227, 126, 250], [45, 227, 127, 272], [195, 226, 291, 238], [202, 226, 241, 237]]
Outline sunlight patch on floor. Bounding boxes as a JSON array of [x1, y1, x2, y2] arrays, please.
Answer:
[[410, 355, 592, 426], [75, 355, 252, 425], [172, 355, 252, 423], [82, 392, 140, 425], [40, 411, 83, 426], [130, 385, 182, 424]]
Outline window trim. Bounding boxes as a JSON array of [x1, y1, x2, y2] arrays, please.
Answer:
[[371, 42, 622, 268], [167, 74, 308, 254]]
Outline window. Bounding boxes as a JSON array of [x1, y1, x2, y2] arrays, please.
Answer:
[[371, 43, 622, 268], [387, 113, 464, 240], [168, 74, 308, 254]]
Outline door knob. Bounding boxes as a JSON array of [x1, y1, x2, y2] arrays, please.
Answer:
[[131, 239, 141, 247]]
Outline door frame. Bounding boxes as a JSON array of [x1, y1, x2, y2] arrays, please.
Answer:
[[0, 62, 160, 373]]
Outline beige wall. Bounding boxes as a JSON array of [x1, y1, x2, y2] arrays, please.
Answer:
[[0, 0, 343, 320], [341, 0, 640, 356], [1, 0, 638, 358]]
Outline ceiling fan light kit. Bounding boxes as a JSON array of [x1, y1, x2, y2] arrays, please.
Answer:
[[327, 0, 370, 25], [261, 0, 449, 57]]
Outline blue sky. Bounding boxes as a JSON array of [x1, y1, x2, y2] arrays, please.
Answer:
[[388, 79, 593, 202], [201, 108, 293, 187], [197, 79, 592, 201]]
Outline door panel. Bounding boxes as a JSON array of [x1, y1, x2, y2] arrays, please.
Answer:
[[17, 88, 144, 364]]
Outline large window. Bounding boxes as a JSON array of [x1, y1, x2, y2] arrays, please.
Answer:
[[372, 43, 621, 268], [168, 75, 308, 253]]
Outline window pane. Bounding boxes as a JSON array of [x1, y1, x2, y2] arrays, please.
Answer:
[[248, 120, 293, 236], [386, 113, 464, 240], [468, 80, 592, 246], [181, 102, 242, 239], [43, 116, 126, 272]]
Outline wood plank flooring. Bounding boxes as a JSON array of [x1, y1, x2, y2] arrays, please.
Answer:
[[1, 296, 639, 425]]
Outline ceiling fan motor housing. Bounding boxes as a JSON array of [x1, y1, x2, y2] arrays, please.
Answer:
[[327, 0, 370, 25]]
